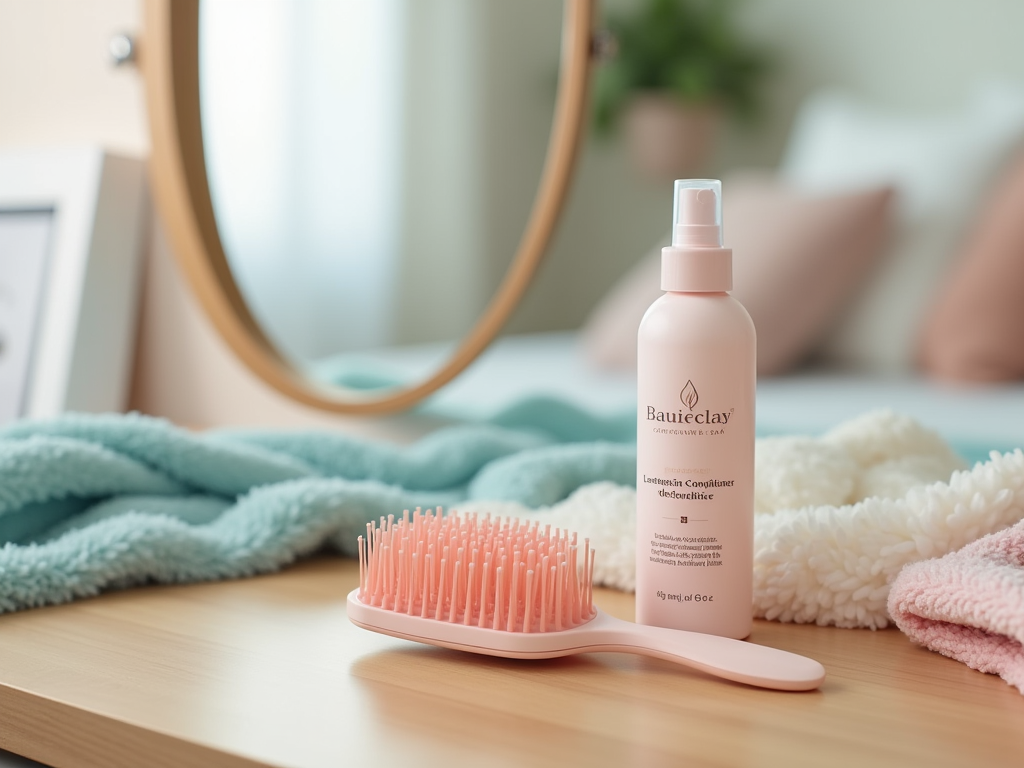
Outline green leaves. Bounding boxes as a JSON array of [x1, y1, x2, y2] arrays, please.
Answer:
[[593, 0, 772, 135]]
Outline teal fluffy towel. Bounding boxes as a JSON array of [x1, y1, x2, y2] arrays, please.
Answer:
[[0, 413, 635, 613]]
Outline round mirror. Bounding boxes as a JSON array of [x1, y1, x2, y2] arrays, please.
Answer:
[[141, 0, 594, 414]]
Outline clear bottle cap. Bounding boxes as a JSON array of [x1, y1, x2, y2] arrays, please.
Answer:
[[672, 179, 723, 248]]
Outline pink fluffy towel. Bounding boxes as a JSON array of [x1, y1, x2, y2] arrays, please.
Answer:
[[888, 518, 1024, 693]]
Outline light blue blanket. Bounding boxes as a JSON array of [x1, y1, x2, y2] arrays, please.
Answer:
[[2, 393, 1006, 616], [0, 409, 635, 614]]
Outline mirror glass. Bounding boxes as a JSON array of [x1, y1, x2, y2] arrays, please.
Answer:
[[198, 0, 563, 392]]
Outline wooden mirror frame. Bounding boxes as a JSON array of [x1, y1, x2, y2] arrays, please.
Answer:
[[140, 0, 594, 414]]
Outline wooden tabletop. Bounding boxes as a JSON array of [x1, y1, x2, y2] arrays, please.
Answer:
[[0, 557, 1020, 768]]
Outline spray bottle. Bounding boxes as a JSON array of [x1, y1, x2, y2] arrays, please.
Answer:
[[635, 179, 756, 639]]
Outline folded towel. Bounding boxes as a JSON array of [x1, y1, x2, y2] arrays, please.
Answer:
[[0, 412, 632, 613], [462, 411, 1024, 629], [888, 519, 1024, 693]]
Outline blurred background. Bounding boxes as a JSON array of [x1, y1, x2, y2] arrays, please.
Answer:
[[2, 0, 1024, 430]]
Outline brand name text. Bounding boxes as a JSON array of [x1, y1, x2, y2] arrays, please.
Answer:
[[646, 407, 730, 425]]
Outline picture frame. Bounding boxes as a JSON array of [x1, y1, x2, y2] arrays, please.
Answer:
[[0, 147, 146, 422]]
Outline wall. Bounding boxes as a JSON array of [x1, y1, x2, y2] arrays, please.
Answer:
[[514, 0, 1024, 335], [0, 0, 434, 438], [4, 0, 1024, 430], [0, 0, 145, 154]]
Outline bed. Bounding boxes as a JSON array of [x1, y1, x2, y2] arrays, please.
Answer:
[[334, 330, 1022, 465]]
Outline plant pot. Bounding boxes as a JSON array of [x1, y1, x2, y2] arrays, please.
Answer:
[[623, 94, 722, 180]]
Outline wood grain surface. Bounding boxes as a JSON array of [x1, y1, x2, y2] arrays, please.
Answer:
[[0, 557, 1020, 768]]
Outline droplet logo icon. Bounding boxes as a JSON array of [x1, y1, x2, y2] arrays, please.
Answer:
[[680, 380, 698, 411]]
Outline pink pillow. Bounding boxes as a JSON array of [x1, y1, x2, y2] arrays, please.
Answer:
[[918, 150, 1024, 382], [581, 176, 894, 375]]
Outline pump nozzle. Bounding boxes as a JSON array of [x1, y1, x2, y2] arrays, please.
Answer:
[[672, 179, 723, 247], [661, 178, 731, 292]]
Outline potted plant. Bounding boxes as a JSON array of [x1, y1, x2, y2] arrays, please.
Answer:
[[593, 0, 771, 179]]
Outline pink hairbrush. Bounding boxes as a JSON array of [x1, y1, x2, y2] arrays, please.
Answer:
[[347, 509, 824, 691]]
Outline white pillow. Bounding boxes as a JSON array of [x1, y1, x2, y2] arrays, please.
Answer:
[[780, 83, 1024, 372]]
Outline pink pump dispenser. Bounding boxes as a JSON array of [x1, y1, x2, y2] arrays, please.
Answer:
[[636, 179, 756, 639], [661, 180, 732, 290]]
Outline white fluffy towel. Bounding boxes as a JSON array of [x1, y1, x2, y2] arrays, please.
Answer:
[[460, 410, 1024, 629]]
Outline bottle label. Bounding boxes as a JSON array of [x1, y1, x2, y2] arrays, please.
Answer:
[[636, 366, 754, 637]]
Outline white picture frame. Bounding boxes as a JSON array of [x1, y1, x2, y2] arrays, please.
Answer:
[[0, 147, 146, 422]]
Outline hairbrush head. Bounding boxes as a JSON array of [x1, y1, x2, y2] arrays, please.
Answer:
[[356, 508, 594, 633]]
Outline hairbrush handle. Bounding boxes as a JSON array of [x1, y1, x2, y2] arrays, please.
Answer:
[[348, 590, 824, 692], [581, 612, 825, 691]]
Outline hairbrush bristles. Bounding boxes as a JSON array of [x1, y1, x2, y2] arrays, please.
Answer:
[[357, 508, 596, 633]]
